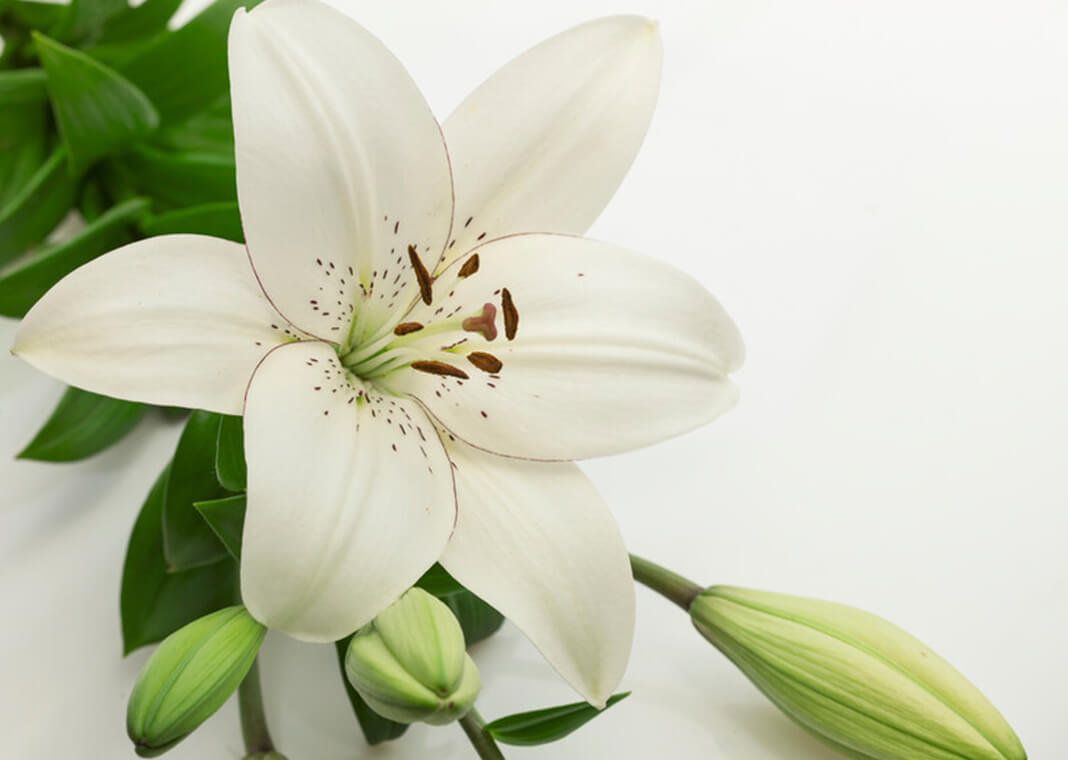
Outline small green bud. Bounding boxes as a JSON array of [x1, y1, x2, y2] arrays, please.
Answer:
[[691, 586, 1026, 760], [345, 587, 481, 726], [127, 605, 266, 756]]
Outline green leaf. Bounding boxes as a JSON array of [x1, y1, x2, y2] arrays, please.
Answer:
[[484, 693, 631, 747], [119, 0, 263, 125], [139, 202, 242, 242], [0, 196, 148, 318], [96, 0, 182, 45], [194, 493, 245, 560], [118, 145, 235, 209], [440, 589, 505, 647], [334, 636, 409, 745], [0, 69, 48, 106], [35, 32, 159, 175], [52, 0, 127, 44], [77, 175, 107, 221], [121, 464, 238, 654], [214, 414, 247, 491], [0, 146, 78, 268], [153, 97, 233, 153], [17, 386, 146, 462], [163, 410, 231, 571], [0, 104, 49, 209], [7, 0, 67, 30], [415, 563, 466, 598]]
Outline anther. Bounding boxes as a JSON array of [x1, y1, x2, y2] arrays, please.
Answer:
[[501, 288, 518, 340], [458, 254, 480, 278], [462, 302, 498, 341], [411, 360, 469, 379], [408, 245, 433, 305], [394, 321, 424, 336], [467, 352, 503, 374]]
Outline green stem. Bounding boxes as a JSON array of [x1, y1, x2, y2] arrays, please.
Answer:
[[238, 658, 276, 756], [459, 708, 507, 760], [629, 553, 703, 611]]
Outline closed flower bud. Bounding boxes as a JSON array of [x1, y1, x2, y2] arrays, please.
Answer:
[[344, 588, 481, 726], [127, 606, 266, 756], [691, 586, 1026, 760]]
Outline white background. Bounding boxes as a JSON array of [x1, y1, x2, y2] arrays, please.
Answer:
[[2, 0, 1066, 757]]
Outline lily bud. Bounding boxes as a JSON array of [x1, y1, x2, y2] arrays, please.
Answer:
[[344, 587, 481, 725], [691, 586, 1026, 760], [127, 606, 266, 756]]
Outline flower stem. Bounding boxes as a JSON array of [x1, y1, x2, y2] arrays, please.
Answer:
[[459, 708, 507, 760], [629, 554, 703, 611], [238, 658, 276, 756]]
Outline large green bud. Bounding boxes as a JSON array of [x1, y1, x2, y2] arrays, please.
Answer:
[[691, 586, 1026, 760], [344, 587, 481, 726], [127, 605, 266, 756]]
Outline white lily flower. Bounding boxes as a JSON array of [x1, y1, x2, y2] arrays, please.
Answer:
[[12, 0, 743, 707]]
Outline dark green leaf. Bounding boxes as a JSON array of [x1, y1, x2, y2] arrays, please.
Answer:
[[52, 0, 127, 44], [415, 563, 466, 598], [96, 0, 182, 45], [7, 1, 67, 30], [194, 493, 245, 560], [484, 693, 630, 747], [119, 0, 263, 124], [0, 196, 148, 317], [0, 146, 78, 268], [35, 32, 159, 174], [139, 201, 242, 242], [334, 636, 409, 745], [118, 145, 235, 208], [0, 104, 49, 209], [163, 410, 231, 571], [441, 589, 505, 647], [121, 464, 238, 654], [77, 175, 107, 221], [153, 97, 233, 153], [214, 414, 246, 491], [0, 69, 48, 106], [17, 386, 146, 461]]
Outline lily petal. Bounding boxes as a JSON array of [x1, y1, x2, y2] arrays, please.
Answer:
[[229, 0, 453, 341], [441, 440, 634, 707], [384, 234, 744, 461], [241, 340, 456, 642], [13, 235, 282, 414], [439, 16, 662, 271]]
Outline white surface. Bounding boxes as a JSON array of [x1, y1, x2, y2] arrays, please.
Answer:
[[2, 0, 1066, 757]]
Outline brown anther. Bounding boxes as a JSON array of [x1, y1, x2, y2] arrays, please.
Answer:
[[501, 288, 518, 340], [408, 244, 433, 305], [462, 302, 498, 341], [467, 352, 503, 374], [458, 254, 480, 278], [411, 360, 469, 379], [393, 321, 424, 336]]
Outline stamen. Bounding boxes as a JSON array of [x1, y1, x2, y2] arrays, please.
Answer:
[[467, 352, 503, 374], [458, 254, 480, 278], [393, 321, 424, 336], [462, 302, 498, 341], [408, 245, 433, 305], [501, 288, 519, 340], [411, 360, 469, 379]]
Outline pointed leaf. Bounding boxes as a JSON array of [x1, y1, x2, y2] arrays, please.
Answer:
[[0, 69, 48, 106], [7, 1, 67, 29], [96, 0, 182, 45], [118, 145, 235, 209], [0, 104, 49, 209], [140, 202, 242, 242], [214, 414, 246, 491], [484, 692, 630, 746], [52, 0, 127, 44], [0, 146, 78, 267], [122, 464, 238, 654], [119, 0, 263, 124], [35, 32, 159, 174], [194, 494, 245, 560], [18, 385, 146, 462], [163, 410, 231, 571], [0, 196, 149, 317], [154, 97, 234, 153], [334, 636, 409, 745], [440, 589, 505, 647]]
